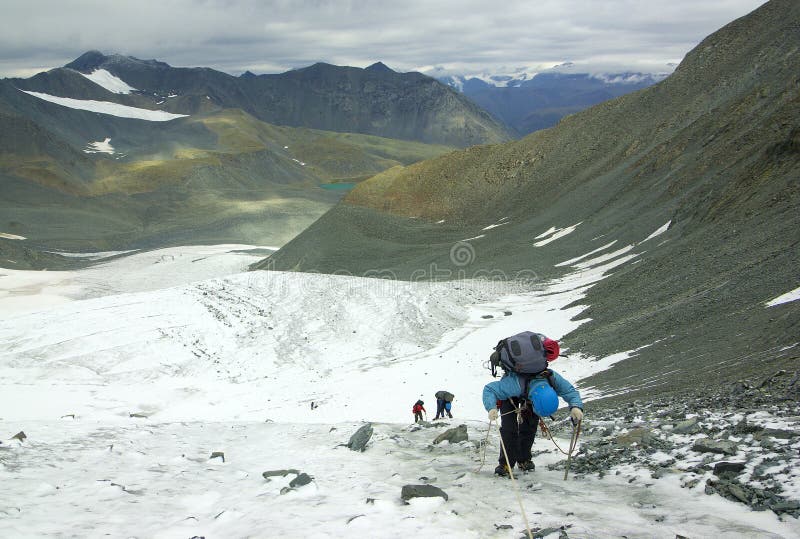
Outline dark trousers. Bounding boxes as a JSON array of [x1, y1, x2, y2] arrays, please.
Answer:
[[498, 399, 539, 467], [414, 411, 423, 422], [435, 399, 445, 419]]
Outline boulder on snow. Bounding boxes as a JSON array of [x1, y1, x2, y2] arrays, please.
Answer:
[[672, 417, 701, 434], [433, 424, 468, 445], [757, 428, 796, 440], [279, 472, 314, 495], [209, 451, 225, 462], [11, 431, 26, 442], [289, 472, 313, 489], [262, 469, 300, 481], [614, 428, 652, 447], [401, 484, 448, 503], [347, 423, 373, 452], [262, 468, 314, 494], [692, 439, 738, 455], [713, 461, 746, 476]]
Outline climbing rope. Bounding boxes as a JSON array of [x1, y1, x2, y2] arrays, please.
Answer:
[[537, 418, 572, 455], [474, 419, 494, 473], [539, 415, 583, 480], [496, 418, 534, 539], [475, 405, 582, 539], [476, 399, 583, 475], [474, 401, 525, 472]]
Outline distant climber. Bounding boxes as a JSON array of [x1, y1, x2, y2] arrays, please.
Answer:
[[434, 390, 454, 419], [412, 400, 427, 423], [483, 331, 583, 477]]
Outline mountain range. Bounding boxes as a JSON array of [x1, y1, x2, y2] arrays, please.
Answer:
[[257, 0, 800, 403], [440, 71, 666, 136], [25, 51, 513, 148]]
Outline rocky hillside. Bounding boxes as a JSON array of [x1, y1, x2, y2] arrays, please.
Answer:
[[257, 0, 800, 402]]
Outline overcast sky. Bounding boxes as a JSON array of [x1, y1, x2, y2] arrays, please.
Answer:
[[0, 0, 767, 79]]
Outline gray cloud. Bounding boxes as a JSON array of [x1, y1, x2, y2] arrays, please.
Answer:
[[0, 0, 767, 78]]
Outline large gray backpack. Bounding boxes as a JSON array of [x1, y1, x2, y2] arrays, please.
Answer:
[[490, 331, 548, 377]]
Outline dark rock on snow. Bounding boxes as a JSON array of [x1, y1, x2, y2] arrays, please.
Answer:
[[347, 423, 374, 452], [713, 461, 746, 476], [672, 417, 701, 434], [289, 473, 313, 489], [401, 484, 448, 503], [691, 439, 738, 455], [262, 469, 300, 481], [433, 424, 468, 445]]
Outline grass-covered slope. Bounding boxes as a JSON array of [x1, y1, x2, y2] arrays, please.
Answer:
[[0, 97, 455, 263], [258, 0, 800, 400]]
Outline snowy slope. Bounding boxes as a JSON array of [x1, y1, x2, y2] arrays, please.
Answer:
[[0, 245, 797, 538], [0, 257, 610, 424]]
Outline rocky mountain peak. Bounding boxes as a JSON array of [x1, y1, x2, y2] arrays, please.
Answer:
[[64, 51, 171, 74], [63, 50, 108, 72], [366, 61, 394, 73]]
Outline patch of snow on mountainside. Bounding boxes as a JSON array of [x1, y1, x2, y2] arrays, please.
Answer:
[[766, 285, 800, 307], [79, 68, 138, 94], [20, 90, 188, 121], [83, 137, 114, 154], [642, 221, 671, 242], [533, 222, 582, 246], [556, 241, 618, 267]]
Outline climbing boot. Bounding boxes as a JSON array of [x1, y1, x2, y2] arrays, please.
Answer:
[[494, 464, 511, 477], [517, 460, 535, 472]]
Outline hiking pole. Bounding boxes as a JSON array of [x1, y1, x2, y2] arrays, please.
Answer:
[[563, 419, 582, 481]]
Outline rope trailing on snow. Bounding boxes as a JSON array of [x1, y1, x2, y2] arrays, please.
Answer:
[[496, 418, 534, 539]]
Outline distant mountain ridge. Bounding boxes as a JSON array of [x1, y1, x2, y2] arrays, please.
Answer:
[[439, 71, 667, 135], [257, 0, 800, 403], [31, 51, 513, 148]]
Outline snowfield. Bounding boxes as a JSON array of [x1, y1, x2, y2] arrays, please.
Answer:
[[20, 90, 188, 121], [0, 242, 797, 538], [79, 69, 138, 94]]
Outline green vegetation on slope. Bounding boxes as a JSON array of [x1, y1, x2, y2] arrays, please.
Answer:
[[0, 106, 454, 260]]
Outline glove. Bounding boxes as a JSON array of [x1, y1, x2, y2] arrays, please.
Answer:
[[570, 407, 584, 425], [488, 408, 499, 421]]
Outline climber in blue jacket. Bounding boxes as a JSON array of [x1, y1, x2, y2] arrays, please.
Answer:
[[482, 333, 583, 477]]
